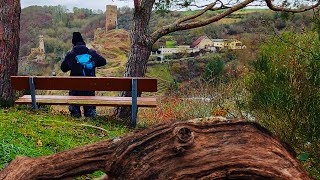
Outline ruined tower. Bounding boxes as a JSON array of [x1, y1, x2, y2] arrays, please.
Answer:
[[105, 5, 117, 32], [38, 35, 45, 53], [29, 35, 45, 61]]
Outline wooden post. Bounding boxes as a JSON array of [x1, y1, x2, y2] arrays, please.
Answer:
[[131, 78, 137, 127], [28, 77, 37, 110]]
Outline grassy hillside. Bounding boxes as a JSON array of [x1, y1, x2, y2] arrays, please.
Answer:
[[20, 6, 105, 59], [92, 29, 130, 77]]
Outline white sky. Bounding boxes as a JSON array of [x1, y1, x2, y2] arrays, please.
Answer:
[[20, 0, 315, 12], [21, 0, 133, 11]]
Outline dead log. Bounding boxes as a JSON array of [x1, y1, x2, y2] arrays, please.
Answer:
[[0, 119, 311, 179]]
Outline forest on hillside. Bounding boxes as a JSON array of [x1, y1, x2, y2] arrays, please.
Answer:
[[20, 5, 314, 60]]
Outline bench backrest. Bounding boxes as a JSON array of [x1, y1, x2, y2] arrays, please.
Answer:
[[11, 76, 157, 92]]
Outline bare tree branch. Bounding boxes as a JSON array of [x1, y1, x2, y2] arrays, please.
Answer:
[[184, 3, 217, 8], [180, 0, 225, 8], [151, 0, 254, 42], [176, 2, 217, 24], [265, 0, 320, 13]]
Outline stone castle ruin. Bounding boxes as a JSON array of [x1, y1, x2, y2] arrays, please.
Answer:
[[105, 5, 117, 31], [29, 35, 45, 61], [93, 5, 118, 43]]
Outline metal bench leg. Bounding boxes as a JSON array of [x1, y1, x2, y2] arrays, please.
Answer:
[[131, 78, 137, 127], [29, 77, 38, 110]]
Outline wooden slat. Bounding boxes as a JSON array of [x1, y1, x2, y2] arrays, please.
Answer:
[[15, 95, 157, 107], [11, 76, 157, 92]]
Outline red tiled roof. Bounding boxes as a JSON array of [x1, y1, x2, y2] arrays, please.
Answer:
[[190, 36, 207, 48]]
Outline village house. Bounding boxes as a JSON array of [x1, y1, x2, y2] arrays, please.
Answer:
[[190, 36, 216, 52], [212, 39, 246, 50], [227, 39, 246, 49], [212, 39, 228, 49], [157, 36, 246, 58], [159, 45, 199, 55]]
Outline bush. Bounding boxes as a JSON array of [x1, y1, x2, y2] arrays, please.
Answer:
[[245, 31, 320, 172], [203, 56, 225, 84]]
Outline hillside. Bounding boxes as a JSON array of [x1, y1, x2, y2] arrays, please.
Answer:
[[20, 6, 105, 58], [18, 6, 315, 88], [91, 29, 130, 77], [20, 5, 314, 59]]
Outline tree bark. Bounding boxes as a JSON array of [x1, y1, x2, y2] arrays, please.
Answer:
[[0, 0, 20, 107], [0, 119, 311, 179], [114, 1, 155, 118]]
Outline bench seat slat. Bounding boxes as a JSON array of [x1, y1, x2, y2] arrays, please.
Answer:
[[15, 95, 157, 107]]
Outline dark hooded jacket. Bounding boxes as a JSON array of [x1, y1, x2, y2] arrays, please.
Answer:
[[61, 42, 106, 76]]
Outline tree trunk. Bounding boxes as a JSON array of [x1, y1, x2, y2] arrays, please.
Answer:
[[114, 1, 155, 119], [0, 0, 20, 107], [0, 119, 311, 179]]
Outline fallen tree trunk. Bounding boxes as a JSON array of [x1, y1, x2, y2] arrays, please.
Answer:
[[0, 119, 311, 179]]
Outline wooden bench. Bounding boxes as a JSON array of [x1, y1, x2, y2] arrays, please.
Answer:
[[11, 76, 157, 127]]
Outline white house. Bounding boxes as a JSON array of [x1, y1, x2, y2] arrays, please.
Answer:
[[212, 39, 228, 49], [159, 46, 200, 55]]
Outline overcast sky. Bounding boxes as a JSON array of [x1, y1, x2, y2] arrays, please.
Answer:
[[21, 0, 133, 11], [21, 0, 317, 11]]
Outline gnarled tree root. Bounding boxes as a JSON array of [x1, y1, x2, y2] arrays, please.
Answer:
[[0, 119, 311, 179]]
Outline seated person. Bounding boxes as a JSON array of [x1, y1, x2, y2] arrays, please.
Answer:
[[61, 32, 107, 118]]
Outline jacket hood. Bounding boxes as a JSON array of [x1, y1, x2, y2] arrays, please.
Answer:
[[71, 43, 89, 55]]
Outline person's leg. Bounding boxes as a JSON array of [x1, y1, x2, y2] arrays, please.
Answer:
[[69, 105, 81, 118], [83, 90, 96, 118], [69, 90, 81, 117], [84, 106, 96, 118]]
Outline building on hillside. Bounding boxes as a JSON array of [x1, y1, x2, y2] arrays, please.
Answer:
[[190, 36, 215, 51], [159, 47, 179, 54], [38, 35, 45, 53], [212, 39, 246, 50], [227, 39, 246, 49], [106, 5, 117, 31], [156, 45, 200, 62], [158, 46, 200, 55], [212, 39, 228, 49], [157, 35, 247, 60], [29, 35, 45, 61]]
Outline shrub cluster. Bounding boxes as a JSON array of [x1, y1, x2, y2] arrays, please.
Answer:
[[245, 31, 320, 172]]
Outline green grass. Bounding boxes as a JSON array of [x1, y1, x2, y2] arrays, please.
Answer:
[[146, 64, 175, 95], [0, 106, 129, 170], [146, 64, 174, 83]]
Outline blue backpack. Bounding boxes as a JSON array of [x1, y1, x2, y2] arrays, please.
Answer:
[[75, 53, 95, 76]]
